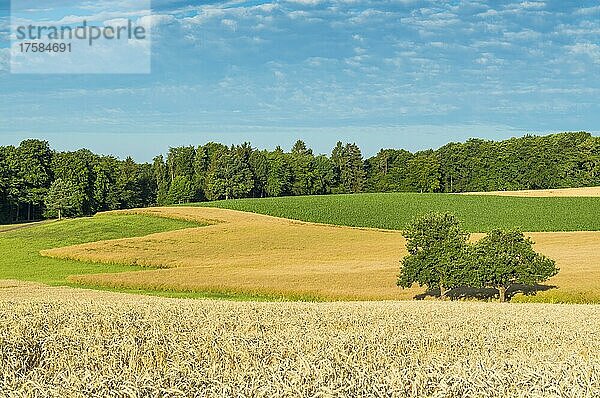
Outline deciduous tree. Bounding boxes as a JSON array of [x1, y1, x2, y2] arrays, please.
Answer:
[[472, 230, 559, 302], [45, 179, 83, 220], [397, 212, 471, 298]]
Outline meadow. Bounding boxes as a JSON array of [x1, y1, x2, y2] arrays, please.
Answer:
[[0, 213, 201, 286], [1, 281, 598, 397], [198, 192, 600, 232], [42, 207, 600, 303]]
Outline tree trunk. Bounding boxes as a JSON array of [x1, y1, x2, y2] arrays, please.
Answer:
[[498, 286, 507, 303], [439, 285, 447, 299], [58, 208, 62, 221], [15, 203, 19, 222], [27, 203, 31, 221]]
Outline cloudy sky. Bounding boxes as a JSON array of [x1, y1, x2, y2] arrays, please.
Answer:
[[0, 0, 599, 160]]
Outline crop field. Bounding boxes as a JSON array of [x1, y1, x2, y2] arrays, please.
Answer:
[[463, 186, 600, 197], [0, 281, 598, 397], [41, 207, 600, 303], [198, 192, 600, 232], [0, 213, 202, 286]]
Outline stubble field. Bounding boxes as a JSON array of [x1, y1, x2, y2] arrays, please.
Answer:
[[462, 186, 600, 197]]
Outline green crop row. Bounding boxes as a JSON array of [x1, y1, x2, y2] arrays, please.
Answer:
[[199, 192, 600, 232]]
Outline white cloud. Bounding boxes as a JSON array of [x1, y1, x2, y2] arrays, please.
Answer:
[[574, 6, 600, 16], [567, 43, 600, 64], [221, 19, 238, 31], [137, 14, 175, 30]]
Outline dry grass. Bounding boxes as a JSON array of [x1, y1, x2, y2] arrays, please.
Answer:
[[41, 207, 600, 302], [462, 186, 600, 197], [0, 281, 599, 397]]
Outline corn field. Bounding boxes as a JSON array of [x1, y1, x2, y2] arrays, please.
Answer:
[[0, 282, 599, 397]]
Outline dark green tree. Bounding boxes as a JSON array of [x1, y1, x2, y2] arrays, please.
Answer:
[[291, 141, 316, 196], [472, 230, 559, 302], [579, 137, 600, 185], [407, 151, 441, 193], [153, 155, 170, 205], [51, 149, 97, 216], [366, 149, 413, 192], [14, 140, 53, 221], [192, 146, 209, 201], [331, 142, 366, 194], [168, 175, 195, 204], [312, 155, 335, 195], [397, 212, 472, 298], [45, 178, 83, 220], [265, 147, 292, 197], [93, 156, 120, 211], [249, 150, 269, 198], [166, 146, 196, 185], [205, 146, 254, 200]]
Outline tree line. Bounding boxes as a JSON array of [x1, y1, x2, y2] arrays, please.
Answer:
[[1, 131, 599, 223]]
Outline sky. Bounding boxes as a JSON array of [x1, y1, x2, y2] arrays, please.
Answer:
[[0, 0, 599, 161]]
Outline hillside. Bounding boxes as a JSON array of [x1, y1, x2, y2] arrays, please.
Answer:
[[199, 192, 600, 232], [41, 207, 600, 303]]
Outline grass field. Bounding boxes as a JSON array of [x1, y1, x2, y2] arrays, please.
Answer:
[[42, 207, 600, 303], [0, 213, 202, 286], [0, 221, 49, 232], [197, 192, 600, 232], [1, 281, 598, 397]]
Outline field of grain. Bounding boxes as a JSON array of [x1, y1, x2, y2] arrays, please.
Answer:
[[462, 186, 600, 197], [44, 207, 413, 300], [199, 192, 600, 232], [0, 280, 597, 397], [42, 207, 600, 302]]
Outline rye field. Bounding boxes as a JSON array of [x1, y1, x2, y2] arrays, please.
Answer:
[[199, 192, 600, 232], [1, 281, 599, 397]]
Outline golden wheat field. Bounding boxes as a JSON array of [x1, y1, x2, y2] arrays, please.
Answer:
[[462, 186, 600, 197], [41, 207, 600, 302], [0, 280, 598, 397]]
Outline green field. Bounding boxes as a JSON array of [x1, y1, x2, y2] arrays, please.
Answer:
[[0, 214, 200, 286], [198, 193, 600, 232]]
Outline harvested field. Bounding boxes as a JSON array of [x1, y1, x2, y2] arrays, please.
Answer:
[[462, 186, 600, 197], [42, 207, 600, 302]]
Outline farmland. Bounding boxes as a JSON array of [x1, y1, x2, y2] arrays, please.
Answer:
[[1, 281, 598, 397], [462, 186, 600, 197], [0, 213, 202, 286], [41, 207, 600, 303], [198, 192, 600, 232]]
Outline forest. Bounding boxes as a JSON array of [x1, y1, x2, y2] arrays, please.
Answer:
[[0, 131, 599, 223]]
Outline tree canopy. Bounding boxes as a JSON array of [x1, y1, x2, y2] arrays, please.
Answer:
[[397, 213, 471, 298], [0, 132, 599, 222], [472, 230, 559, 302], [398, 213, 559, 302]]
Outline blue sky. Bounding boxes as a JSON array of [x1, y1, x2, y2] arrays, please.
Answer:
[[1, 0, 599, 161]]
